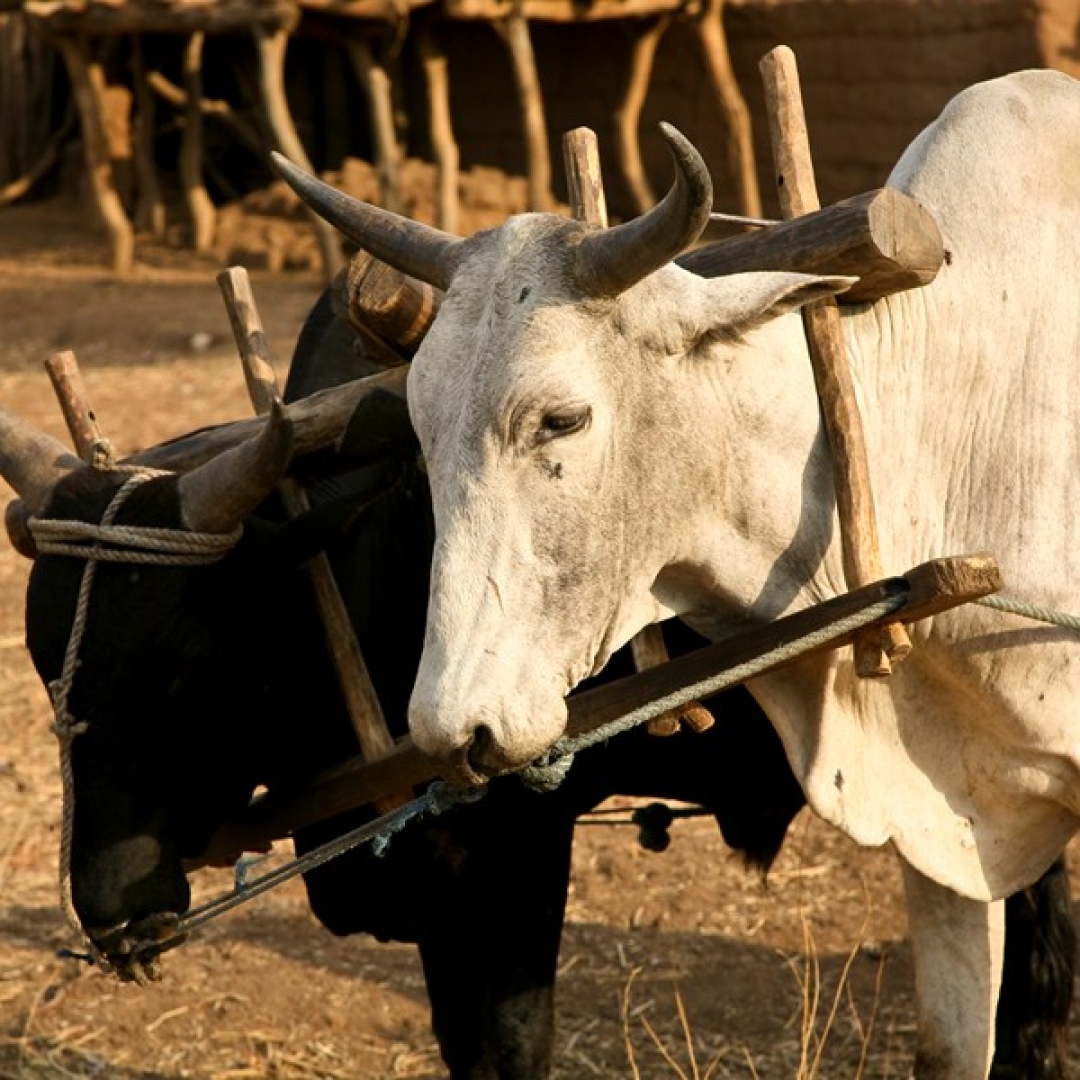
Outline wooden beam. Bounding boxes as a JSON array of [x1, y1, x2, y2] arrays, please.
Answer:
[[24, 1, 299, 36], [684, 186, 943, 304], [338, 249, 440, 360]]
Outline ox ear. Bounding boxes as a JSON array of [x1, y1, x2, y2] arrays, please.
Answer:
[[701, 272, 858, 341]]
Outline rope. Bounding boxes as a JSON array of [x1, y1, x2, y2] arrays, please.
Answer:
[[100, 781, 488, 970], [975, 593, 1080, 632], [40, 469, 246, 980], [522, 593, 908, 791], [49, 473, 155, 976], [188, 786, 479, 929], [30, 517, 241, 564], [521, 589, 1080, 790]]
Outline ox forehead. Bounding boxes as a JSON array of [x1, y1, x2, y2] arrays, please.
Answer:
[[277, 70, 1080, 1078]]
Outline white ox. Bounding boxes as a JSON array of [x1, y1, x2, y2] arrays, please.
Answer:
[[276, 69, 1080, 1077]]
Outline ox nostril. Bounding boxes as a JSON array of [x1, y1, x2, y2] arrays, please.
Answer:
[[464, 724, 496, 785]]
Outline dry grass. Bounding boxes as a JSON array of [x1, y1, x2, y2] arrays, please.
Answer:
[[617, 830, 889, 1080]]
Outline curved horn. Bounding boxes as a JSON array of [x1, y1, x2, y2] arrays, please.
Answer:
[[573, 123, 714, 298], [177, 397, 294, 533], [0, 403, 82, 513], [271, 152, 464, 293]]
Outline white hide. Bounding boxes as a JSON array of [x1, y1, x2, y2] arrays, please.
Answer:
[[407, 68, 1080, 911]]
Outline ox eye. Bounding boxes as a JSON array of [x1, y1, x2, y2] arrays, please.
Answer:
[[538, 407, 590, 442]]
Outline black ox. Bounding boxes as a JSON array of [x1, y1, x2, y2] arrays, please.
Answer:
[[0, 279, 1074, 1079]]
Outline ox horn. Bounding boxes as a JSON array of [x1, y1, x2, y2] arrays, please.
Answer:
[[573, 123, 713, 298], [176, 397, 294, 533], [271, 152, 464, 293], [0, 403, 82, 513]]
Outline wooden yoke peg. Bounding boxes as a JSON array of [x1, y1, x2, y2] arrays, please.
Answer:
[[562, 127, 714, 736], [11, 349, 113, 558], [759, 46, 911, 678], [217, 266, 412, 812], [44, 350, 114, 467]]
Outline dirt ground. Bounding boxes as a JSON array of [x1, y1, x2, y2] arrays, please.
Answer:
[[0, 179, 1078, 1080]]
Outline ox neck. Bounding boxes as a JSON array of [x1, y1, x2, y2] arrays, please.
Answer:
[[663, 314, 851, 633]]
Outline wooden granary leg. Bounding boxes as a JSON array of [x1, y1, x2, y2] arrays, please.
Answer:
[[499, 0, 553, 211], [416, 15, 459, 233], [180, 31, 216, 252], [342, 33, 404, 215], [129, 35, 165, 239], [612, 13, 670, 215], [53, 34, 133, 273], [689, 0, 761, 218], [251, 25, 342, 278]]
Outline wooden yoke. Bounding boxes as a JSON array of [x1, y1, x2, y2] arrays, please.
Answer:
[[217, 266, 412, 811], [562, 127, 714, 737], [759, 46, 911, 678]]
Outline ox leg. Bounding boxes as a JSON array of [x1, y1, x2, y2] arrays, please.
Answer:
[[990, 854, 1075, 1080], [416, 804, 576, 1079], [902, 860, 1005, 1080]]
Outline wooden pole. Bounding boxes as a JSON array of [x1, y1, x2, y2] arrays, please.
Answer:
[[416, 15, 460, 234], [562, 127, 713, 735], [610, 14, 669, 215], [251, 25, 342, 281], [180, 31, 216, 253], [53, 34, 133, 274], [342, 34, 403, 216], [217, 267, 410, 809], [500, 0, 553, 211], [759, 45, 911, 677], [692, 0, 761, 218]]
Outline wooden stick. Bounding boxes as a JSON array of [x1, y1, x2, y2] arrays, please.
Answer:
[[610, 14, 669, 215], [416, 15, 460, 234], [562, 127, 714, 735], [43, 350, 113, 466], [217, 267, 410, 810], [759, 45, 911, 677]]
